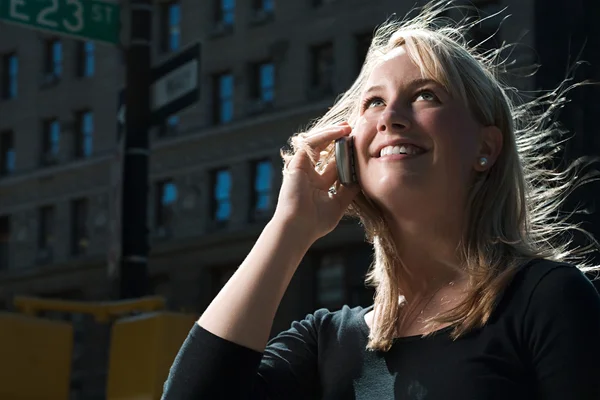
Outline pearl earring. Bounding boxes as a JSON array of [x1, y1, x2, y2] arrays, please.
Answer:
[[479, 157, 488, 167]]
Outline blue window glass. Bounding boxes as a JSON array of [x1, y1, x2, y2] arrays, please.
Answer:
[[52, 40, 62, 76], [219, 74, 234, 123], [221, 0, 235, 25], [254, 160, 272, 211], [82, 112, 93, 157], [214, 169, 232, 221], [8, 54, 17, 98], [169, 3, 181, 51], [50, 120, 60, 155], [84, 41, 94, 77], [259, 63, 274, 102], [167, 115, 179, 127], [0, 131, 15, 175], [162, 182, 178, 206], [6, 148, 15, 173], [263, 0, 274, 12]]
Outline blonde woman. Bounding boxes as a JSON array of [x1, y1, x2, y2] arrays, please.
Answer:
[[162, 2, 600, 399]]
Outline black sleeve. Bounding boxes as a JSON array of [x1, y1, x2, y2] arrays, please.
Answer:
[[523, 265, 600, 399], [162, 310, 325, 399]]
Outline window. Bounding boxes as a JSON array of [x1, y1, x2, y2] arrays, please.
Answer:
[[251, 159, 272, 219], [71, 198, 89, 256], [74, 111, 93, 158], [252, 0, 274, 14], [0, 216, 9, 271], [212, 72, 234, 124], [159, 115, 179, 137], [310, 42, 334, 97], [76, 41, 95, 78], [155, 179, 178, 233], [161, 1, 181, 53], [1, 53, 18, 99], [211, 168, 232, 222], [316, 252, 346, 310], [355, 32, 372, 73], [215, 0, 235, 26], [44, 39, 62, 79], [38, 205, 55, 253], [250, 61, 275, 106], [41, 118, 60, 165], [0, 131, 15, 176]]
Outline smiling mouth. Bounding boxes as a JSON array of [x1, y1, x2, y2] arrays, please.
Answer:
[[378, 144, 426, 158]]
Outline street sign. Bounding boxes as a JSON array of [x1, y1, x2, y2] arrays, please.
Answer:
[[0, 0, 120, 45], [150, 42, 201, 125]]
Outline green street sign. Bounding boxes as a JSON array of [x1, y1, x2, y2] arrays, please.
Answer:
[[0, 0, 120, 45]]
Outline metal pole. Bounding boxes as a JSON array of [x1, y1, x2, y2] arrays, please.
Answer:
[[119, 0, 152, 299]]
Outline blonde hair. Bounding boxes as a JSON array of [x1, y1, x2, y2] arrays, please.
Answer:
[[281, 0, 599, 351]]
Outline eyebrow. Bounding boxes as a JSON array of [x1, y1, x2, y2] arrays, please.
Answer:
[[364, 78, 442, 95]]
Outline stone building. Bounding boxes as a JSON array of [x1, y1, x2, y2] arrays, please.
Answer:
[[0, 0, 598, 396]]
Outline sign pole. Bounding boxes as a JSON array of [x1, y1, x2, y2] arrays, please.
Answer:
[[119, 0, 152, 299]]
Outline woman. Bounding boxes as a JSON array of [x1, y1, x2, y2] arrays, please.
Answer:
[[162, 2, 600, 399]]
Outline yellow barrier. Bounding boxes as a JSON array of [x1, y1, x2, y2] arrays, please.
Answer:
[[106, 312, 197, 400], [13, 295, 166, 323], [0, 312, 73, 400]]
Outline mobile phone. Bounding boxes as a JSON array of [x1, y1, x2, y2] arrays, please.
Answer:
[[335, 136, 358, 186]]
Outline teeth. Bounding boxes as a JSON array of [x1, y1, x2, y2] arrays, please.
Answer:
[[380, 145, 421, 157]]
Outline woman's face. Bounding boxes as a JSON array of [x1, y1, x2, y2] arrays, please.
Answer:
[[352, 46, 487, 217]]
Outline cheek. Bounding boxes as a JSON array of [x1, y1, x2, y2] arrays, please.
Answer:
[[351, 116, 375, 160]]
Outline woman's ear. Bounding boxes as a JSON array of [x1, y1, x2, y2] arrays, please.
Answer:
[[474, 125, 503, 171]]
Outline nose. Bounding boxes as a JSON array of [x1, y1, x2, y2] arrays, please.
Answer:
[[377, 109, 411, 134]]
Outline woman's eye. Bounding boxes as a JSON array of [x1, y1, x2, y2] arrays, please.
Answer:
[[365, 97, 385, 108], [415, 91, 437, 102]]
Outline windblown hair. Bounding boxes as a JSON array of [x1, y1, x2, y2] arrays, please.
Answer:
[[281, 0, 599, 351]]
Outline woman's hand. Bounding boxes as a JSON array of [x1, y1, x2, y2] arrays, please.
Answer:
[[274, 123, 361, 241]]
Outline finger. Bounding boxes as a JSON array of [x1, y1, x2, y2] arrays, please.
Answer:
[[305, 125, 352, 152], [318, 157, 339, 188], [332, 182, 361, 209]]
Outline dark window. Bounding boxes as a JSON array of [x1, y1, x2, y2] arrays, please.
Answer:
[[250, 61, 275, 104], [155, 180, 178, 232], [71, 198, 89, 256], [315, 252, 346, 310], [161, 1, 181, 53], [212, 72, 234, 124], [215, 0, 235, 25], [0, 130, 15, 176], [250, 159, 272, 219], [1, 53, 18, 99], [74, 111, 93, 158], [159, 115, 179, 137], [41, 118, 60, 165], [44, 39, 62, 78], [252, 0, 274, 13], [211, 168, 232, 222], [355, 32, 372, 73], [76, 41, 95, 78], [310, 42, 334, 96], [38, 205, 55, 252], [0, 216, 9, 271]]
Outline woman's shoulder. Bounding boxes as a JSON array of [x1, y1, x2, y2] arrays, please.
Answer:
[[295, 304, 372, 338], [512, 258, 596, 294], [505, 258, 600, 316]]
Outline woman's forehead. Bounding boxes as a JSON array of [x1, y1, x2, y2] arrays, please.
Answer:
[[365, 48, 443, 92]]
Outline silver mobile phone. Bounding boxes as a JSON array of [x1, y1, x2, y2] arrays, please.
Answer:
[[335, 136, 358, 186]]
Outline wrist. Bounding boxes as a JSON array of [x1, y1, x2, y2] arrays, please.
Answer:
[[268, 213, 320, 250]]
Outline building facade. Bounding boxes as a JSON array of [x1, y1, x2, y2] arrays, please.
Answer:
[[0, 0, 598, 396]]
